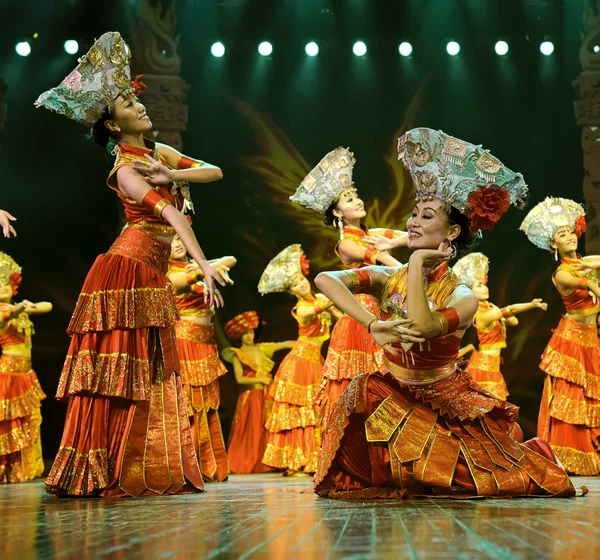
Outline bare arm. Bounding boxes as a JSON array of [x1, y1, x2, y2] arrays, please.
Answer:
[[476, 299, 547, 328], [555, 270, 600, 300], [337, 239, 401, 267], [23, 301, 52, 315], [157, 143, 223, 182], [295, 294, 335, 324], [232, 356, 271, 385], [364, 231, 409, 251], [271, 341, 296, 351]]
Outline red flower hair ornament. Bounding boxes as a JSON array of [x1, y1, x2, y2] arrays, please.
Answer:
[[131, 75, 146, 96], [466, 185, 511, 233], [575, 215, 587, 238], [300, 254, 311, 277]]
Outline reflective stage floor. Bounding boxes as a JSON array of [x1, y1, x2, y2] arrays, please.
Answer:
[[2, 473, 599, 559]]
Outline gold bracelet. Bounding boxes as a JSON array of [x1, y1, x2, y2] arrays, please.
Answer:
[[346, 270, 360, 290], [431, 310, 449, 336], [153, 198, 172, 217]]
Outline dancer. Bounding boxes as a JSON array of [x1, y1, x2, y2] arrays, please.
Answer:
[[314, 128, 579, 499], [0, 210, 16, 238], [258, 244, 336, 475], [0, 252, 51, 483], [453, 252, 548, 400], [222, 311, 294, 474], [521, 197, 600, 475], [167, 236, 235, 482], [290, 147, 407, 427], [36, 32, 225, 496]]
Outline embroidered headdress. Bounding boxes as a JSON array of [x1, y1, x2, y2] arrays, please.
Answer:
[[35, 32, 136, 127], [258, 244, 308, 294], [452, 252, 489, 288], [0, 252, 22, 295], [290, 147, 356, 214], [520, 197, 586, 251], [224, 311, 261, 340], [398, 128, 528, 233]]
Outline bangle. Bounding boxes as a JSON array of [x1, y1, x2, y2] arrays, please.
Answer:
[[367, 318, 377, 333], [501, 306, 514, 319], [578, 278, 589, 290], [177, 155, 205, 170], [142, 189, 172, 217], [314, 306, 323, 315], [364, 247, 379, 265], [432, 308, 460, 336], [346, 268, 372, 291], [384, 229, 394, 239]]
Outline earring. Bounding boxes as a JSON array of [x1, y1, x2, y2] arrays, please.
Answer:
[[554, 248, 558, 261], [337, 218, 344, 240], [449, 243, 457, 259]]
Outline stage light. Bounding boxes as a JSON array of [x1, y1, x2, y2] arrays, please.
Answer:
[[305, 42, 319, 57], [446, 41, 460, 56], [494, 41, 509, 56], [64, 40, 79, 55], [540, 41, 554, 56], [398, 42, 413, 57], [258, 41, 273, 56], [15, 41, 31, 57], [594, 45, 599, 53], [211, 42, 225, 57], [353, 41, 367, 56]]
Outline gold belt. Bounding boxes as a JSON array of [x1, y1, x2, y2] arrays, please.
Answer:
[[2, 345, 31, 358], [128, 221, 176, 238], [384, 357, 455, 384]]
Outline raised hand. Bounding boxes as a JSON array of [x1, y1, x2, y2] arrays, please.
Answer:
[[198, 260, 226, 308], [0, 210, 16, 238], [410, 243, 453, 269], [133, 154, 174, 185], [531, 298, 548, 311], [364, 235, 396, 251]]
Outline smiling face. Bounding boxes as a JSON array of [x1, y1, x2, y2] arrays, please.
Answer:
[[333, 189, 367, 224], [471, 280, 489, 301], [0, 280, 13, 303], [405, 199, 460, 251], [105, 93, 152, 137], [288, 272, 312, 299], [170, 236, 187, 261], [551, 226, 578, 256]]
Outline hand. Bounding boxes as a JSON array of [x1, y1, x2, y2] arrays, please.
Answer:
[[216, 266, 234, 286], [185, 261, 201, 273], [410, 243, 453, 269], [571, 260, 594, 275], [133, 154, 174, 185], [364, 235, 396, 251], [258, 376, 272, 386], [198, 260, 226, 308], [369, 319, 425, 355], [530, 298, 548, 311], [0, 210, 16, 238]]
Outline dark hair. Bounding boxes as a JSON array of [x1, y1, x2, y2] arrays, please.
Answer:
[[323, 199, 340, 227], [90, 109, 117, 154], [446, 206, 478, 258]]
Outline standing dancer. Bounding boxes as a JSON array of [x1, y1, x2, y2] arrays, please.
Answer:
[[453, 252, 548, 400], [167, 236, 235, 482], [36, 32, 225, 496], [314, 128, 580, 499], [521, 197, 600, 475], [258, 244, 334, 475], [222, 311, 294, 474], [290, 147, 407, 427], [0, 252, 51, 483]]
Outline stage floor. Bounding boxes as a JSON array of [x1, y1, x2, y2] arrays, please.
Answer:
[[2, 473, 599, 559]]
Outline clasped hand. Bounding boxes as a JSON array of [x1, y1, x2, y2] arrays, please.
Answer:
[[370, 319, 425, 355]]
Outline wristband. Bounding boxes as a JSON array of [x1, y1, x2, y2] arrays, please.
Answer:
[[432, 307, 460, 336], [314, 306, 323, 315], [347, 268, 372, 291], [142, 189, 172, 217], [501, 306, 514, 319], [384, 229, 394, 239], [177, 156, 205, 170], [364, 247, 379, 265], [578, 279, 589, 290]]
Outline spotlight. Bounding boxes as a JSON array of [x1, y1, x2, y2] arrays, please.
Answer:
[[398, 42, 413, 57], [494, 41, 509, 56], [258, 41, 273, 56], [15, 41, 31, 57], [540, 41, 554, 56], [64, 40, 79, 55], [210, 42, 225, 57], [446, 41, 460, 56], [352, 41, 367, 57], [594, 45, 599, 53], [305, 42, 319, 57]]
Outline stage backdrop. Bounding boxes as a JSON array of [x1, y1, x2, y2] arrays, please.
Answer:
[[0, 0, 593, 455]]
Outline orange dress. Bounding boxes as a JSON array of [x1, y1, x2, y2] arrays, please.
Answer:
[[263, 299, 330, 472], [45, 140, 204, 497], [167, 259, 228, 482], [537, 256, 600, 475], [318, 225, 385, 428], [315, 263, 576, 499], [225, 344, 277, 474], [464, 301, 509, 400], [0, 312, 45, 483]]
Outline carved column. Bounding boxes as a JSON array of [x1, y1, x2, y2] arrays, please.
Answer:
[[127, 0, 188, 150], [574, 1, 600, 252]]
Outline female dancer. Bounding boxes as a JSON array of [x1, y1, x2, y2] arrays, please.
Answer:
[[35, 31, 225, 496], [222, 311, 294, 474], [453, 252, 548, 400], [258, 244, 337, 475], [521, 197, 600, 475], [167, 236, 235, 481], [0, 252, 51, 483], [314, 128, 579, 499], [290, 147, 407, 427]]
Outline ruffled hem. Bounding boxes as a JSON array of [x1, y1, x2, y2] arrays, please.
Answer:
[[263, 427, 319, 472], [541, 347, 600, 399], [0, 373, 45, 421], [265, 402, 317, 432], [322, 348, 384, 381], [0, 416, 40, 455], [549, 383, 600, 427], [176, 323, 227, 387], [470, 380, 509, 401], [552, 445, 600, 476]]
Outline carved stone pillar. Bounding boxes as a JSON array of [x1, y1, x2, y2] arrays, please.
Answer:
[[127, 0, 188, 150], [573, 1, 600, 252]]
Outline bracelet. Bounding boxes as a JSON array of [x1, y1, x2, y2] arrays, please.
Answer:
[[314, 305, 323, 315], [578, 278, 589, 290], [367, 318, 378, 333], [364, 247, 379, 265], [346, 268, 372, 291], [177, 155, 205, 169], [501, 306, 514, 319], [142, 189, 172, 217], [432, 308, 460, 336], [384, 229, 394, 239]]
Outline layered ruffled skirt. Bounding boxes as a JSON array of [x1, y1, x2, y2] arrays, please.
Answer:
[[464, 350, 508, 400], [263, 337, 324, 472], [46, 227, 204, 497], [317, 294, 384, 428], [538, 316, 600, 475], [175, 320, 228, 481], [0, 355, 45, 483], [315, 370, 576, 499]]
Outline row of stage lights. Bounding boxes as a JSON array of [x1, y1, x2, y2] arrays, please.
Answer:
[[15, 38, 600, 58]]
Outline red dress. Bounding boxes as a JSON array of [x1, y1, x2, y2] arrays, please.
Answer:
[[263, 299, 330, 472], [315, 263, 576, 499], [464, 301, 509, 400], [45, 140, 204, 497], [167, 259, 228, 482], [537, 256, 600, 474], [0, 312, 45, 483], [318, 226, 384, 428], [225, 344, 277, 474]]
